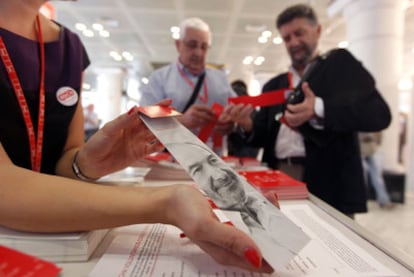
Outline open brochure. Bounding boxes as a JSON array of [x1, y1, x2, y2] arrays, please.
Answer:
[[0, 226, 108, 262], [89, 204, 397, 277]]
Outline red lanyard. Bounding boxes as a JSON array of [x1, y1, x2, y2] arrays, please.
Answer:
[[287, 71, 294, 89], [176, 62, 208, 103], [0, 15, 45, 172]]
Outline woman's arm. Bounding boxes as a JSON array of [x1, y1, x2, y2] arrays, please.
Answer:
[[0, 146, 271, 272]]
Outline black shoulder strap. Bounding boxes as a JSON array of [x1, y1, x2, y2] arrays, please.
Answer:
[[295, 50, 332, 90], [182, 72, 205, 113]]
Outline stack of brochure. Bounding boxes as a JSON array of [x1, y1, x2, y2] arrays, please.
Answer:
[[0, 226, 108, 262], [238, 169, 309, 200]]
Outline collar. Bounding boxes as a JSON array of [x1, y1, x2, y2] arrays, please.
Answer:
[[176, 59, 205, 78]]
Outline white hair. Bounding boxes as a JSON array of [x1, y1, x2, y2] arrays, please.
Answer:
[[179, 17, 212, 45]]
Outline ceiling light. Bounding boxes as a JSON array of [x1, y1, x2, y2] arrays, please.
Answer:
[[172, 32, 180, 40], [170, 26, 179, 33], [273, 36, 283, 44], [92, 23, 104, 31], [258, 36, 268, 44], [122, 51, 134, 61], [254, 56, 265, 65], [141, 77, 149, 84], [262, 30, 272, 38], [170, 25, 180, 40], [338, 41, 349, 48], [399, 77, 413, 90], [75, 23, 87, 31], [243, 56, 254, 65], [82, 83, 91, 90], [109, 51, 122, 61]]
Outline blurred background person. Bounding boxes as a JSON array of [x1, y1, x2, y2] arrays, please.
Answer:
[[139, 17, 237, 155], [227, 80, 260, 159], [222, 4, 391, 218], [83, 103, 101, 141], [359, 132, 395, 209]]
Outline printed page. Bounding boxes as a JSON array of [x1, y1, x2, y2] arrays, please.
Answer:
[[280, 204, 398, 276], [90, 224, 268, 277], [90, 205, 398, 277]]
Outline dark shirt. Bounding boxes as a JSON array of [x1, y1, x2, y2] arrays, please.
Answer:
[[0, 24, 90, 174]]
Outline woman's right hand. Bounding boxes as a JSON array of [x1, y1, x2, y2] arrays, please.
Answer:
[[165, 185, 274, 273]]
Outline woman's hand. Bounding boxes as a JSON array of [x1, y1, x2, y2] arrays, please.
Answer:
[[166, 185, 274, 273], [76, 101, 174, 179]]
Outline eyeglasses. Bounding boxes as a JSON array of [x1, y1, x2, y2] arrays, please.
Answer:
[[183, 40, 210, 51]]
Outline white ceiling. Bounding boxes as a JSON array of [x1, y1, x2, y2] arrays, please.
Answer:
[[51, 0, 414, 90]]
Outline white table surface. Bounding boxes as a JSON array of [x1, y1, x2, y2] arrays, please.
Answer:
[[57, 180, 414, 277]]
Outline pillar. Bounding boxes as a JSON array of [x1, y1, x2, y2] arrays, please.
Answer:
[[95, 67, 125, 124], [328, 0, 407, 172]]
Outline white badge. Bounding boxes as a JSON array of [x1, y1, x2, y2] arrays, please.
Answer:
[[56, 86, 78, 106]]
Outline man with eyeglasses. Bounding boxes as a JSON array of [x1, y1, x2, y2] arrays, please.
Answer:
[[139, 17, 237, 154]]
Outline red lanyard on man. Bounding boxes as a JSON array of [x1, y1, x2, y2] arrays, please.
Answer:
[[176, 61, 208, 104], [0, 15, 46, 172]]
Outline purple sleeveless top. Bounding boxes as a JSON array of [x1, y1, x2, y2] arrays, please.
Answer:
[[0, 24, 90, 174]]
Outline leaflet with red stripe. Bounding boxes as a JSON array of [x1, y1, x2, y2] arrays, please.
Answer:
[[228, 89, 288, 107], [197, 102, 224, 147]]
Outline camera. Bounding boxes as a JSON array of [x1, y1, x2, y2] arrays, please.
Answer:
[[285, 86, 305, 105]]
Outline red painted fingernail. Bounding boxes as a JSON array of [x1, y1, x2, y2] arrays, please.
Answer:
[[244, 248, 261, 269], [207, 198, 218, 209], [223, 221, 234, 226], [127, 106, 136, 115]]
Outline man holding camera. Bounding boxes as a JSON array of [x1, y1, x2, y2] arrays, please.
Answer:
[[225, 4, 391, 218]]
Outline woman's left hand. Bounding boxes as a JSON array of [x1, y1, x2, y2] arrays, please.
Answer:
[[77, 100, 172, 179]]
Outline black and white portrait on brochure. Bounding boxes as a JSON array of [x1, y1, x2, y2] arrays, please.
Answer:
[[139, 114, 310, 269]]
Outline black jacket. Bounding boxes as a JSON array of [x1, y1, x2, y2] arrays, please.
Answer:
[[248, 49, 391, 214]]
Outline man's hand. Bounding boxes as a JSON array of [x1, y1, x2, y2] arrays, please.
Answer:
[[219, 103, 254, 132], [284, 82, 316, 127], [178, 104, 216, 129]]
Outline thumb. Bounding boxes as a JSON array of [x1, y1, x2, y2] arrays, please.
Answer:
[[301, 82, 315, 99], [157, 98, 173, 107]]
